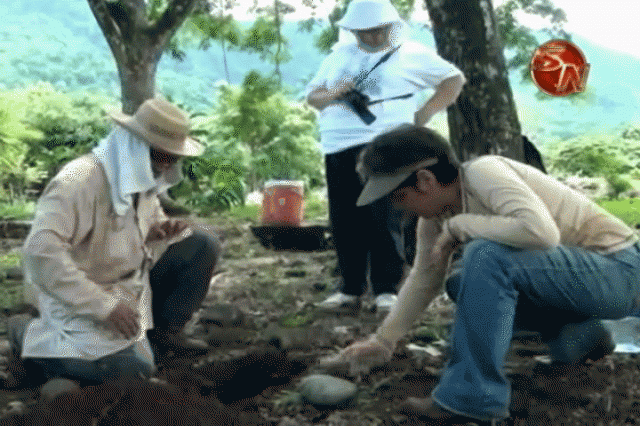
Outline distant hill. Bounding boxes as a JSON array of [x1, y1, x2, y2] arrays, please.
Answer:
[[2, 0, 639, 143]]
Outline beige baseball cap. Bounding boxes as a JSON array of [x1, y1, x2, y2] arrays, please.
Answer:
[[356, 158, 438, 206]]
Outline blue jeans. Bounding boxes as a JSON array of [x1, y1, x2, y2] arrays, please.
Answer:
[[29, 345, 154, 385], [433, 239, 640, 420]]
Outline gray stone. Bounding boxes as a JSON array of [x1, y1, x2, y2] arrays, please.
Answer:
[[40, 378, 80, 401], [2, 401, 26, 417], [199, 303, 246, 328], [297, 374, 357, 406]]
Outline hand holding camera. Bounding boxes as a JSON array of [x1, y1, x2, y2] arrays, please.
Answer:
[[336, 89, 376, 125]]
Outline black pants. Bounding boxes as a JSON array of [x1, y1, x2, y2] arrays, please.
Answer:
[[149, 231, 221, 334], [325, 144, 408, 296]]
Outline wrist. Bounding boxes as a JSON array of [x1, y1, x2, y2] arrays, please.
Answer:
[[374, 333, 395, 355]]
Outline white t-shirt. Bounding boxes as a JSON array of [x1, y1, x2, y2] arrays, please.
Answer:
[[306, 40, 463, 154]]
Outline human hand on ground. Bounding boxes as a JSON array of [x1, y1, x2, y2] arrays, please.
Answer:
[[106, 302, 140, 339], [146, 219, 189, 242], [321, 334, 394, 375]]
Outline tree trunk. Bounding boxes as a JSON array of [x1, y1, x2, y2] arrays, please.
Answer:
[[87, 0, 198, 113], [425, 0, 524, 162]]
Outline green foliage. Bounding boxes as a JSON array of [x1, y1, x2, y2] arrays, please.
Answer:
[[0, 281, 24, 310], [303, 190, 329, 221], [0, 200, 35, 220], [0, 252, 21, 271], [496, 0, 569, 80], [204, 71, 323, 191], [621, 121, 640, 141], [18, 84, 115, 185], [546, 133, 640, 177], [189, 13, 243, 47], [242, 4, 293, 84], [0, 93, 44, 201], [279, 308, 315, 327], [170, 143, 247, 214], [545, 126, 640, 198], [170, 71, 323, 213]]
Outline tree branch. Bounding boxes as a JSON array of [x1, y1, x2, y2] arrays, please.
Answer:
[[86, 1, 126, 64], [151, 0, 199, 42]]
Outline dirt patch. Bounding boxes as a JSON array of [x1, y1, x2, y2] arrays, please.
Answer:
[[1, 215, 640, 425]]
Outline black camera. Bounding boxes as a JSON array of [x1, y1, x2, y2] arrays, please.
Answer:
[[338, 89, 376, 125]]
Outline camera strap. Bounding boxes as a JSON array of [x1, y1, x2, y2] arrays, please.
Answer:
[[356, 44, 403, 88], [368, 92, 414, 105]]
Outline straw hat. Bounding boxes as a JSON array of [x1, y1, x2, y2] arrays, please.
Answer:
[[110, 97, 204, 157], [336, 0, 402, 31]]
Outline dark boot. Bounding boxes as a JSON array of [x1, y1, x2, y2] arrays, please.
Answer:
[[399, 397, 498, 425], [147, 329, 212, 361], [548, 319, 615, 364]]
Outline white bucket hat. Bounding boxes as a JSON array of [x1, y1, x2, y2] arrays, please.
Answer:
[[110, 97, 204, 157], [336, 0, 402, 30]]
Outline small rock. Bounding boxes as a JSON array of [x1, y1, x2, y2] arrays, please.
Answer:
[[277, 415, 312, 426], [2, 400, 26, 417], [0, 340, 11, 356], [406, 343, 442, 357], [297, 374, 357, 406], [40, 378, 80, 401], [199, 303, 246, 328]]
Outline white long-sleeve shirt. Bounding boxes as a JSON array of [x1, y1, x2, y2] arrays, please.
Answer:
[[21, 154, 186, 362]]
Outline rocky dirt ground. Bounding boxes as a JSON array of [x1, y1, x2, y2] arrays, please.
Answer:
[[1, 214, 640, 425]]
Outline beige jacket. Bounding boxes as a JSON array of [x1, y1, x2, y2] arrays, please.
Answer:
[[21, 154, 184, 361], [378, 155, 639, 345]]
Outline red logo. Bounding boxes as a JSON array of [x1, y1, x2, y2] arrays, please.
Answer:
[[530, 39, 590, 96]]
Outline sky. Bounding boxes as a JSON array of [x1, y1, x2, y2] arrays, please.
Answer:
[[238, 0, 640, 60], [498, 0, 640, 60]]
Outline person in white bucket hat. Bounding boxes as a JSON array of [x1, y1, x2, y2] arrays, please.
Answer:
[[8, 97, 221, 389], [306, 0, 465, 314]]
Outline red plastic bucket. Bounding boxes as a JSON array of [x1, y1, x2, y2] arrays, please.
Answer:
[[261, 180, 304, 226]]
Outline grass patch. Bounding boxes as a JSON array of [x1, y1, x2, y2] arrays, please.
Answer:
[[0, 200, 35, 220], [303, 192, 329, 222], [0, 281, 24, 309], [0, 252, 21, 270], [597, 198, 640, 228], [227, 204, 261, 222]]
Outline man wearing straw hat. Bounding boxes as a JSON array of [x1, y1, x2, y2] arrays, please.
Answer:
[[10, 97, 221, 386]]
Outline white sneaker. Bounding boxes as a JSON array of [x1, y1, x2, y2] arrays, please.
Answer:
[[316, 292, 359, 310], [374, 293, 398, 312]]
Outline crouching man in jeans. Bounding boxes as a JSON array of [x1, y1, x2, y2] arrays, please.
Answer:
[[9, 97, 221, 387], [337, 124, 640, 423]]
